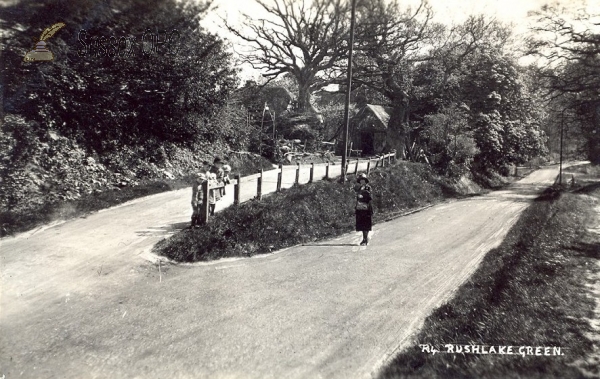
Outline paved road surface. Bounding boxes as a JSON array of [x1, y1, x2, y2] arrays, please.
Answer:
[[0, 164, 565, 379]]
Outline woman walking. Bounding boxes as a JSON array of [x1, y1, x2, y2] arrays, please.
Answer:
[[354, 173, 373, 246]]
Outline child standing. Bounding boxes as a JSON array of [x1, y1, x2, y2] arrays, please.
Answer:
[[191, 173, 207, 228], [221, 164, 232, 196]]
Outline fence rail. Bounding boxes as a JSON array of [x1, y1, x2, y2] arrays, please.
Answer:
[[197, 152, 396, 224]]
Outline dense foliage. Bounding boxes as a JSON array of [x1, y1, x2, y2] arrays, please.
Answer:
[[350, 2, 547, 176], [0, 0, 246, 213], [1, 0, 238, 153]]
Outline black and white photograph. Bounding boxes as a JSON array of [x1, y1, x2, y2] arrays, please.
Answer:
[[1, 0, 599, 377]]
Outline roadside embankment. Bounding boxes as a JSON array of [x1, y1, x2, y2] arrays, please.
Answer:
[[155, 161, 476, 262], [379, 172, 600, 379]]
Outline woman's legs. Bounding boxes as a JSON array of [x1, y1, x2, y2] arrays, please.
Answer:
[[356, 210, 371, 245], [360, 231, 369, 245]]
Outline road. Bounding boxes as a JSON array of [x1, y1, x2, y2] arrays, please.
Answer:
[[0, 164, 564, 379]]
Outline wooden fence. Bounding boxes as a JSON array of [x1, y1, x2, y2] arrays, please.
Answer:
[[197, 152, 396, 224]]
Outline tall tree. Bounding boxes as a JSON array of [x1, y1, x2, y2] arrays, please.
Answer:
[[353, 0, 435, 135], [226, 0, 349, 113], [353, 1, 514, 155], [461, 52, 547, 170], [527, 4, 600, 163]]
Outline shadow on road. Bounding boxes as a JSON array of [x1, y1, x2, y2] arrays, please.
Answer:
[[301, 243, 358, 247], [570, 241, 600, 259], [575, 182, 600, 194], [473, 183, 552, 203], [136, 221, 190, 237]]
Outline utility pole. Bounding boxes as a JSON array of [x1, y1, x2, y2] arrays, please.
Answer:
[[341, 0, 357, 183], [259, 102, 269, 157], [272, 111, 276, 140], [559, 108, 566, 185]]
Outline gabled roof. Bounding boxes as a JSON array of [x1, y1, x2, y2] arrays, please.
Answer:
[[366, 104, 392, 127], [354, 104, 393, 130]]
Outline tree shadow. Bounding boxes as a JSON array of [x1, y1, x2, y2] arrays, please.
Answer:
[[301, 243, 358, 247], [570, 242, 600, 259], [574, 182, 600, 195], [136, 221, 190, 237]]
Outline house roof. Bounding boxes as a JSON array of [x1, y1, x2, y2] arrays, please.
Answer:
[[354, 104, 393, 130], [366, 104, 392, 127]]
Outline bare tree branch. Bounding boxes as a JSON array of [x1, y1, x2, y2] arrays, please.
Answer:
[[225, 0, 349, 111]]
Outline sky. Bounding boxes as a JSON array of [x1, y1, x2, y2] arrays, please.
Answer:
[[199, 0, 597, 80], [203, 0, 553, 29]]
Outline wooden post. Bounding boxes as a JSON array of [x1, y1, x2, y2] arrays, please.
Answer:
[[382, 156, 385, 168], [354, 159, 359, 175], [367, 160, 371, 176], [309, 163, 314, 183], [277, 164, 283, 192], [325, 162, 330, 179], [295, 162, 300, 184], [257, 169, 263, 200], [388, 153, 391, 165], [200, 180, 209, 224], [234, 174, 241, 205]]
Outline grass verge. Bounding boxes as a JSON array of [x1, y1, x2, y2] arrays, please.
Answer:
[[155, 161, 460, 262], [379, 183, 600, 378], [0, 155, 273, 237]]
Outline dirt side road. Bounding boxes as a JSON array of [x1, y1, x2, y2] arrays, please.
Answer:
[[0, 165, 569, 379]]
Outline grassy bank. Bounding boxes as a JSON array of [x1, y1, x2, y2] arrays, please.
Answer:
[[155, 161, 461, 262], [379, 183, 600, 378], [0, 155, 273, 237]]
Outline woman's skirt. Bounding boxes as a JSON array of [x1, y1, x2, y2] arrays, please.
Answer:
[[355, 209, 372, 231]]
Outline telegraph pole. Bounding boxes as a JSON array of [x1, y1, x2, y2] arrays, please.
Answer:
[[259, 102, 269, 157], [341, 0, 357, 183], [559, 108, 566, 185]]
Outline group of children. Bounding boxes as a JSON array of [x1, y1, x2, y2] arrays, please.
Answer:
[[190, 157, 232, 228]]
